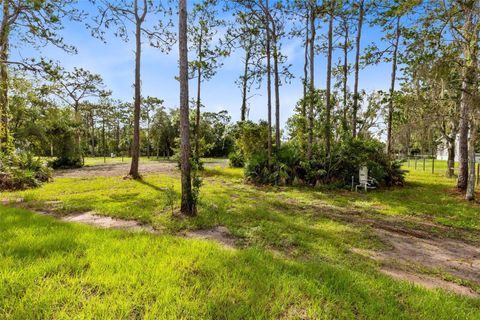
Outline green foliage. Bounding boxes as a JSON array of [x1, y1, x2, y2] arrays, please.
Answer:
[[0, 152, 51, 190], [233, 121, 269, 161], [164, 184, 177, 215], [228, 150, 245, 168], [245, 139, 406, 188]]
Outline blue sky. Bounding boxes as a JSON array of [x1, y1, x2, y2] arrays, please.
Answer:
[[12, 1, 393, 130]]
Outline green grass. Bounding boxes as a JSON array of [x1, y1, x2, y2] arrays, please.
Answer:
[[1, 159, 480, 318], [1, 206, 479, 319]]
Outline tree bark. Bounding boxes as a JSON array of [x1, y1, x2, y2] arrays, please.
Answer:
[[91, 111, 95, 157], [265, 0, 272, 159], [128, 0, 146, 179], [307, 0, 316, 160], [241, 47, 251, 122], [446, 135, 456, 178], [195, 32, 202, 163], [457, 9, 474, 190], [352, 0, 364, 138], [342, 14, 348, 124], [465, 118, 477, 201], [272, 26, 281, 148], [0, 0, 10, 153], [387, 15, 400, 156], [325, 5, 333, 157], [179, 0, 195, 216], [302, 7, 309, 137]]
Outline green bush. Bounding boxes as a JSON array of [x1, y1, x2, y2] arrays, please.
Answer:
[[49, 156, 82, 169], [228, 150, 245, 168], [0, 152, 52, 190], [245, 139, 405, 188]]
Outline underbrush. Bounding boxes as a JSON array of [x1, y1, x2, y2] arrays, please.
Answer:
[[0, 152, 52, 190], [244, 139, 405, 188]]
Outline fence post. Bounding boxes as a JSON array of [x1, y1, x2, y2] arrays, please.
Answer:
[[415, 157, 417, 170], [432, 158, 435, 174], [477, 163, 480, 186], [423, 158, 426, 171]]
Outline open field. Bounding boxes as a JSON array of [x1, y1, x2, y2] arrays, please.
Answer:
[[1, 159, 480, 319]]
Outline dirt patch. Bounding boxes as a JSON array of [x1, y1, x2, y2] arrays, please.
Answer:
[[298, 201, 480, 297], [54, 159, 228, 178], [380, 267, 479, 298], [36, 210, 159, 234], [352, 228, 480, 297], [54, 161, 178, 178], [181, 226, 238, 249]]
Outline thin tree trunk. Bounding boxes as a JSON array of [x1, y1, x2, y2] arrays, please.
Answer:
[[457, 76, 470, 189], [387, 15, 400, 156], [265, 0, 272, 159], [325, 5, 333, 157], [352, 0, 364, 138], [102, 117, 106, 163], [91, 112, 95, 157], [0, 0, 10, 153], [74, 100, 82, 159], [129, 0, 145, 179], [342, 15, 348, 124], [457, 9, 474, 190], [179, 0, 195, 216], [466, 118, 477, 201], [195, 34, 202, 163], [273, 27, 281, 148], [307, 1, 316, 160], [241, 48, 251, 122], [447, 136, 456, 178], [146, 113, 150, 159], [302, 8, 309, 137]]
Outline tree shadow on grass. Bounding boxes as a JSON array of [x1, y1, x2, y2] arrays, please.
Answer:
[[0, 207, 85, 261]]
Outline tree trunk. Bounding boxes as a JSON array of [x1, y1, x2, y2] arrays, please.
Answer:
[[241, 48, 251, 122], [307, 1, 316, 160], [179, 0, 195, 216], [325, 7, 333, 157], [128, 0, 143, 179], [387, 15, 400, 156], [102, 117, 106, 163], [465, 118, 477, 201], [457, 9, 474, 190], [265, 0, 272, 159], [446, 136, 456, 178], [352, 0, 364, 138], [342, 15, 348, 124], [91, 111, 95, 157], [74, 100, 82, 159], [302, 8, 309, 138], [273, 28, 281, 148], [0, 0, 10, 153], [146, 113, 150, 159], [195, 36, 202, 163]]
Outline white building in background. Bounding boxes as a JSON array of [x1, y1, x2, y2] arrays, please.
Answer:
[[436, 136, 460, 161], [436, 136, 480, 162]]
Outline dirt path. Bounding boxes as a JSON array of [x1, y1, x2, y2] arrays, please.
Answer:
[[54, 161, 178, 178], [54, 159, 228, 178], [306, 203, 480, 297], [30, 203, 238, 249]]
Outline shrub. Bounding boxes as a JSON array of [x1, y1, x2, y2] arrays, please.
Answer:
[[49, 156, 82, 169], [0, 152, 52, 190], [245, 138, 405, 188], [228, 150, 245, 168]]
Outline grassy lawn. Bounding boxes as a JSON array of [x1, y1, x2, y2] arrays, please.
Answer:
[[1, 159, 480, 318]]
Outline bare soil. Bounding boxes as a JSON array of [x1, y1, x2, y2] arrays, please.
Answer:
[[54, 159, 229, 178], [180, 226, 238, 249], [54, 161, 178, 178]]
